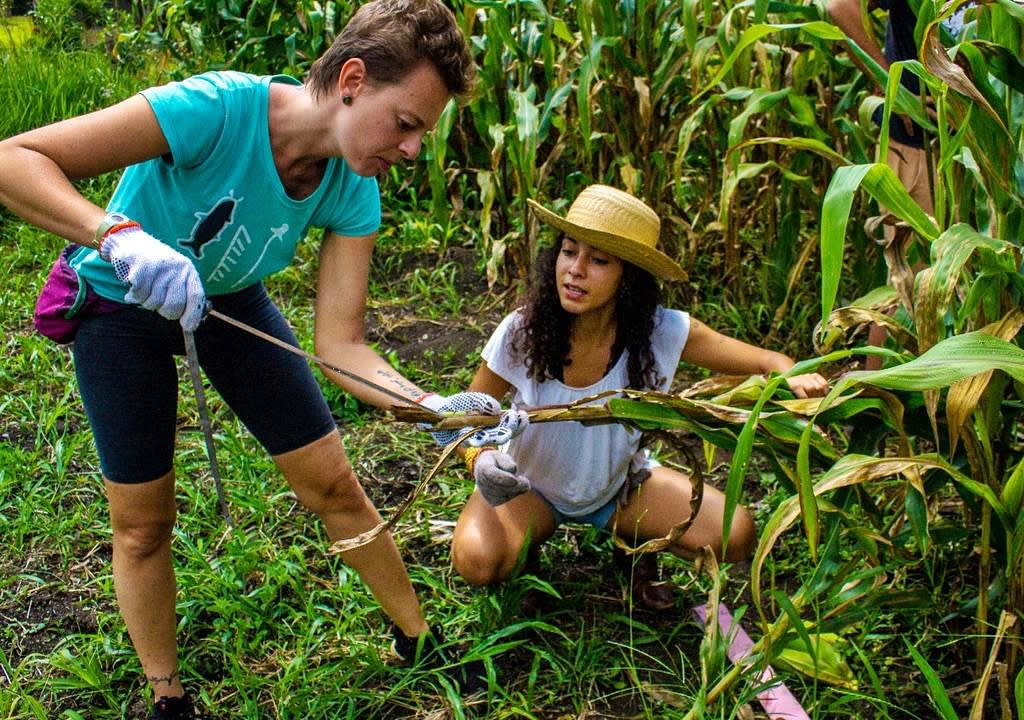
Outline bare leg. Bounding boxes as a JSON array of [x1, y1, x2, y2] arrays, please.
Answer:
[[611, 467, 756, 562], [451, 489, 557, 586], [273, 431, 427, 637], [105, 471, 183, 701]]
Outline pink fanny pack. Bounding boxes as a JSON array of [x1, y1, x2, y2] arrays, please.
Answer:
[[34, 245, 123, 344]]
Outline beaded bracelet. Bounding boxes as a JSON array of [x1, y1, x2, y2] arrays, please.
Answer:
[[464, 446, 496, 475]]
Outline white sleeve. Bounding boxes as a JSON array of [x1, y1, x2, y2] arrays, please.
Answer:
[[480, 311, 529, 388], [652, 308, 690, 391]]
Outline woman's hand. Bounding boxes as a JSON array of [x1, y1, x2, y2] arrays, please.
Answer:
[[101, 227, 206, 331], [419, 391, 529, 447], [474, 450, 531, 506], [786, 372, 830, 398]]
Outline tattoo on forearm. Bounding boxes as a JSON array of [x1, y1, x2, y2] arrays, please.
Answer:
[[374, 368, 420, 398], [147, 670, 180, 687]]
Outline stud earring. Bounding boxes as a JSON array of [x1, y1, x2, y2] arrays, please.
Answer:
[[342, 95, 352, 106]]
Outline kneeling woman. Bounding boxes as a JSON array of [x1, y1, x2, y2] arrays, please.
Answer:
[[451, 185, 828, 607]]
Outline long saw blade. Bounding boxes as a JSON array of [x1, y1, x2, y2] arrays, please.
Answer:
[[183, 329, 233, 526], [205, 308, 435, 413]]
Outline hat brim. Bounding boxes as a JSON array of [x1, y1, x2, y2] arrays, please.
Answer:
[[528, 199, 687, 281]]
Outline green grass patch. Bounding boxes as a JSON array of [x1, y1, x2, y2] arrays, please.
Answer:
[[0, 16, 33, 50]]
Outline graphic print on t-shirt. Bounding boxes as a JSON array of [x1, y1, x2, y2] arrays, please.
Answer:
[[178, 191, 289, 291], [180, 193, 240, 258], [208, 222, 289, 290]]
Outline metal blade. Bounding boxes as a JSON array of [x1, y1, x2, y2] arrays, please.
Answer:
[[205, 308, 434, 413], [183, 329, 233, 527]]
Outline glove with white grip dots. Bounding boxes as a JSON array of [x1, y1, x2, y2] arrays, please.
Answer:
[[474, 449, 531, 506], [419, 391, 529, 447], [100, 227, 206, 332]]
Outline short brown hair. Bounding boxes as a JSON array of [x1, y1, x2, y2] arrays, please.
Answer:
[[306, 0, 475, 100]]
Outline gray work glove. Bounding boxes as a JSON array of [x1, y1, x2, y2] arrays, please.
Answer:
[[474, 449, 531, 506]]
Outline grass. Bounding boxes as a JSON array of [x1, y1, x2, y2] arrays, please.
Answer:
[[0, 16, 32, 49], [0, 197, 803, 717], [4, 198, 968, 718], [0, 38, 990, 720]]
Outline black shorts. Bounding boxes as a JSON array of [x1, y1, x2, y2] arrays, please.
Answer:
[[72, 283, 337, 483]]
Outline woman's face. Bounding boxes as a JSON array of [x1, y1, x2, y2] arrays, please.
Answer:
[[555, 237, 624, 316], [340, 60, 450, 177]]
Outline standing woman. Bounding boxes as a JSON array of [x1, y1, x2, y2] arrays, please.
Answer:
[[451, 185, 829, 607], [0, 1, 512, 716]]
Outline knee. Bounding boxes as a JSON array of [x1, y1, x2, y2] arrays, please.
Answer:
[[722, 505, 756, 562], [294, 465, 369, 517], [112, 513, 175, 559], [451, 536, 508, 587]]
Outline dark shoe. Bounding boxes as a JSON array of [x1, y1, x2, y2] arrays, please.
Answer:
[[613, 548, 676, 611], [391, 624, 488, 695], [151, 695, 196, 720]]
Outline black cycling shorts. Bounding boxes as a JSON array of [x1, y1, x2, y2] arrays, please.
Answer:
[[72, 283, 337, 483]]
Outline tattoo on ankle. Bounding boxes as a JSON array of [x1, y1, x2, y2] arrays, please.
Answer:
[[147, 670, 180, 686]]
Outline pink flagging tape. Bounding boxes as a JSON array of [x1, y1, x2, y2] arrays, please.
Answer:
[[692, 603, 810, 720]]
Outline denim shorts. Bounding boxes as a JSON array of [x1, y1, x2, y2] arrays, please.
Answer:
[[539, 454, 660, 530], [72, 283, 337, 483], [543, 494, 619, 530]]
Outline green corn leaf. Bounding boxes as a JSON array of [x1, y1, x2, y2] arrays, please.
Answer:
[[606, 397, 690, 429], [775, 627, 859, 689], [820, 162, 941, 325], [820, 163, 873, 326], [1017, 665, 1024, 720], [727, 88, 791, 166], [796, 419, 819, 561], [741, 136, 849, 166], [830, 332, 1024, 397], [905, 484, 929, 555], [722, 375, 786, 557], [1003, 457, 1024, 517]]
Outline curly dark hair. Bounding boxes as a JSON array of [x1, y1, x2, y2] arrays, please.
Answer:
[[510, 244, 663, 390]]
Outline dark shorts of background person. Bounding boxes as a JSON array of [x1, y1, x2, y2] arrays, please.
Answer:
[[73, 282, 337, 483], [875, 0, 925, 148]]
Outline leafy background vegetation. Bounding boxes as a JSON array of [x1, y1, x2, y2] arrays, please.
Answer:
[[1, 0, 1023, 718]]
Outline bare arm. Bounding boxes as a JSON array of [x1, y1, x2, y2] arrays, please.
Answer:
[[314, 231, 431, 409], [681, 319, 829, 398], [827, 0, 889, 89], [0, 94, 170, 247], [468, 363, 513, 402]]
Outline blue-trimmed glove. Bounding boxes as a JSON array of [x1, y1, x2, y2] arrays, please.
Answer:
[[419, 392, 529, 447], [100, 227, 206, 331], [474, 449, 531, 506]]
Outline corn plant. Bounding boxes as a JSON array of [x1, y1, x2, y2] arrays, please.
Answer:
[[115, 0, 352, 74], [767, 0, 1024, 712]]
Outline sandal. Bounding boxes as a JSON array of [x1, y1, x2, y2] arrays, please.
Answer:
[[613, 547, 676, 611]]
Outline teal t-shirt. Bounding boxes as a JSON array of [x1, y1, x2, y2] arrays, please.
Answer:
[[72, 71, 381, 299]]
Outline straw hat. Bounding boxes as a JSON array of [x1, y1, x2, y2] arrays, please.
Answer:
[[527, 185, 686, 281]]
